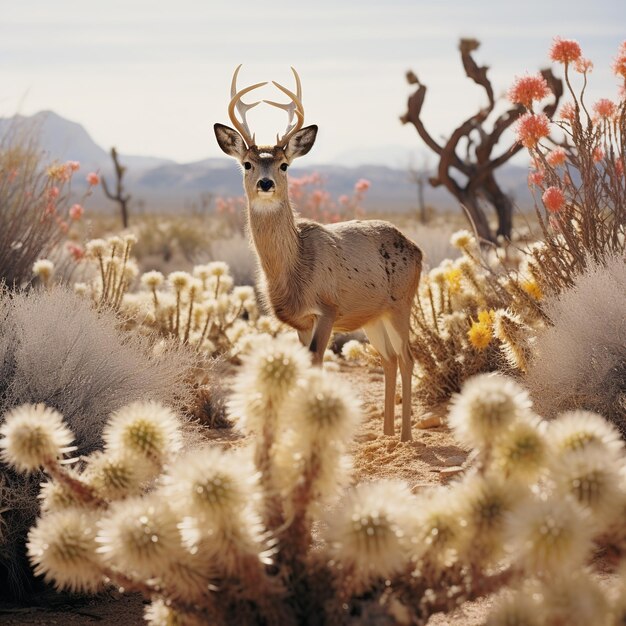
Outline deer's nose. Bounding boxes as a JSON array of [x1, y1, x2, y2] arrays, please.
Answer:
[[257, 178, 275, 192]]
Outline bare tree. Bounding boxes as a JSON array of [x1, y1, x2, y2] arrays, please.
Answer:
[[407, 154, 430, 224], [401, 38, 562, 242], [101, 147, 131, 229]]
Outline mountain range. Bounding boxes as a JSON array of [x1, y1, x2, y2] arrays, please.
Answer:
[[0, 111, 534, 214]]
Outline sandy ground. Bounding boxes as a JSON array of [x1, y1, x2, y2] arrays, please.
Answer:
[[0, 361, 490, 625]]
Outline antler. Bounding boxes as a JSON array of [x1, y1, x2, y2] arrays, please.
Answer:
[[264, 67, 305, 147], [228, 64, 267, 148]]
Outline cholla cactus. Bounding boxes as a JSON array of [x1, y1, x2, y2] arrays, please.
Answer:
[[4, 338, 626, 625]]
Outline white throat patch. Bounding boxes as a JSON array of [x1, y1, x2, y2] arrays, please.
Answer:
[[251, 197, 281, 213]]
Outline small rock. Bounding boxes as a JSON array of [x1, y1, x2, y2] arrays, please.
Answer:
[[443, 455, 466, 467], [439, 466, 464, 481], [416, 413, 442, 429]]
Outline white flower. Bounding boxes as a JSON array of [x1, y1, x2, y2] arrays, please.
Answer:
[[325, 480, 415, 587], [32, 259, 54, 282], [103, 401, 182, 468], [168, 271, 192, 292], [341, 339, 366, 361], [83, 451, 146, 500], [206, 261, 230, 277], [506, 495, 592, 574], [0, 404, 74, 472], [282, 368, 361, 444], [141, 271, 165, 290], [492, 415, 548, 481], [228, 334, 310, 432], [27, 508, 103, 592], [232, 285, 255, 303], [85, 238, 107, 257], [448, 373, 533, 448], [548, 410, 624, 459], [97, 496, 185, 576], [550, 446, 624, 525], [450, 229, 476, 250], [163, 447, 257, 526]]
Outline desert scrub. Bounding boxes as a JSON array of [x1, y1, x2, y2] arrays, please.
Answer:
[[73, 237, 284, 360], [5, 336, 626, 625], [0, 285, 193, 599], [410, 229, 543, 408], [0, 127, 93, 288], [526, 254, 626, 431], [513, 38, 626, 295]]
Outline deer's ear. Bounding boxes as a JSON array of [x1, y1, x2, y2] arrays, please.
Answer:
[[284, 125, 317, 161], [214, 123, 246, 159]]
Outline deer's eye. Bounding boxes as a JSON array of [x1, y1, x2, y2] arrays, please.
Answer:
[[244, 162, 252, 170], [280, 163, 288, 172]]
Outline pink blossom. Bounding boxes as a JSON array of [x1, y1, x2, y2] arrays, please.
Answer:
[[507, 74, 550, 108], [546, 148, 567, 167], [549, 37, 582, 64], [44, 202, 56, 216], [67, 160, 80, 172], [542, 186, 564, 213], [338, 194, 350, 206], [574, 57, 593, 74], [613, 42, 626, 79], [516, 113, 550, 148], [593, 98, 617, 120], [48, 186, 60, 199], [354, 178, 371, 193], [69, 203, 84, 220], [560, 102, 577, 122], [87, 172, 100, 186], [592, 147, 604, 163], [66, 243, 85, 261], [528, 170, 545, 186]]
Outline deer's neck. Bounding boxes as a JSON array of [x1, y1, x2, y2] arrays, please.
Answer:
[[247, 197, 300, 284]]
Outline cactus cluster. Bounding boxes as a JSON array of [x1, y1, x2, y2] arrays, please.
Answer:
[[3, 335, 626, 625]]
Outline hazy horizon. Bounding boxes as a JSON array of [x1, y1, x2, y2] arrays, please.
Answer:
[[2, 0, 624, 166]]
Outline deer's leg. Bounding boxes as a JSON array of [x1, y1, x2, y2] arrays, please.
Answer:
[[363, 319, 397, 436], [381, 355, 398, 436], [309, 310, 336, 366], [383, 313, 414, 442]]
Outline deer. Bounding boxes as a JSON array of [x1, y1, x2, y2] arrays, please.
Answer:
[[214, 66, 423, 441]]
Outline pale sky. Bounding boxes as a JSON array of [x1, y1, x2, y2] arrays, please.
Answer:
[[2, 0, 624, 166]]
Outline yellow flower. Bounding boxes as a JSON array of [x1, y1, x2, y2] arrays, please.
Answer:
[[521, 279, 543, 300], [468, 321, 492, 350], [477, 309, 496, 325], [444, 267, 463, 293]]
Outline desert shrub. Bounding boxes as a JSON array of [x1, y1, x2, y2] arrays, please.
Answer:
[[0, 130, 92, 288], [0, 285, 194, 599], [410, 229, 544, 408], [3, 338, 626, 625], [513, 38, 626, 295], [131, 215, 219, 265], [71, 236, 285, 360], [289, 173, 370, 222], [208, 233, 257, 285], [526, 254, 626, 430]]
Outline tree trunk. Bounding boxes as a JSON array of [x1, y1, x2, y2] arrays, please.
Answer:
[[482, 174, 513, 240], [459, 192, 494, 242]]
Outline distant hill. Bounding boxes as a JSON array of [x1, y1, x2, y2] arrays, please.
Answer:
[[0, 111, 534, 214]]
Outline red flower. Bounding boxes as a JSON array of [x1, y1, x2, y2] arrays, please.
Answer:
[[542, 186, 565, 213], [549, 37, 582, 64]]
